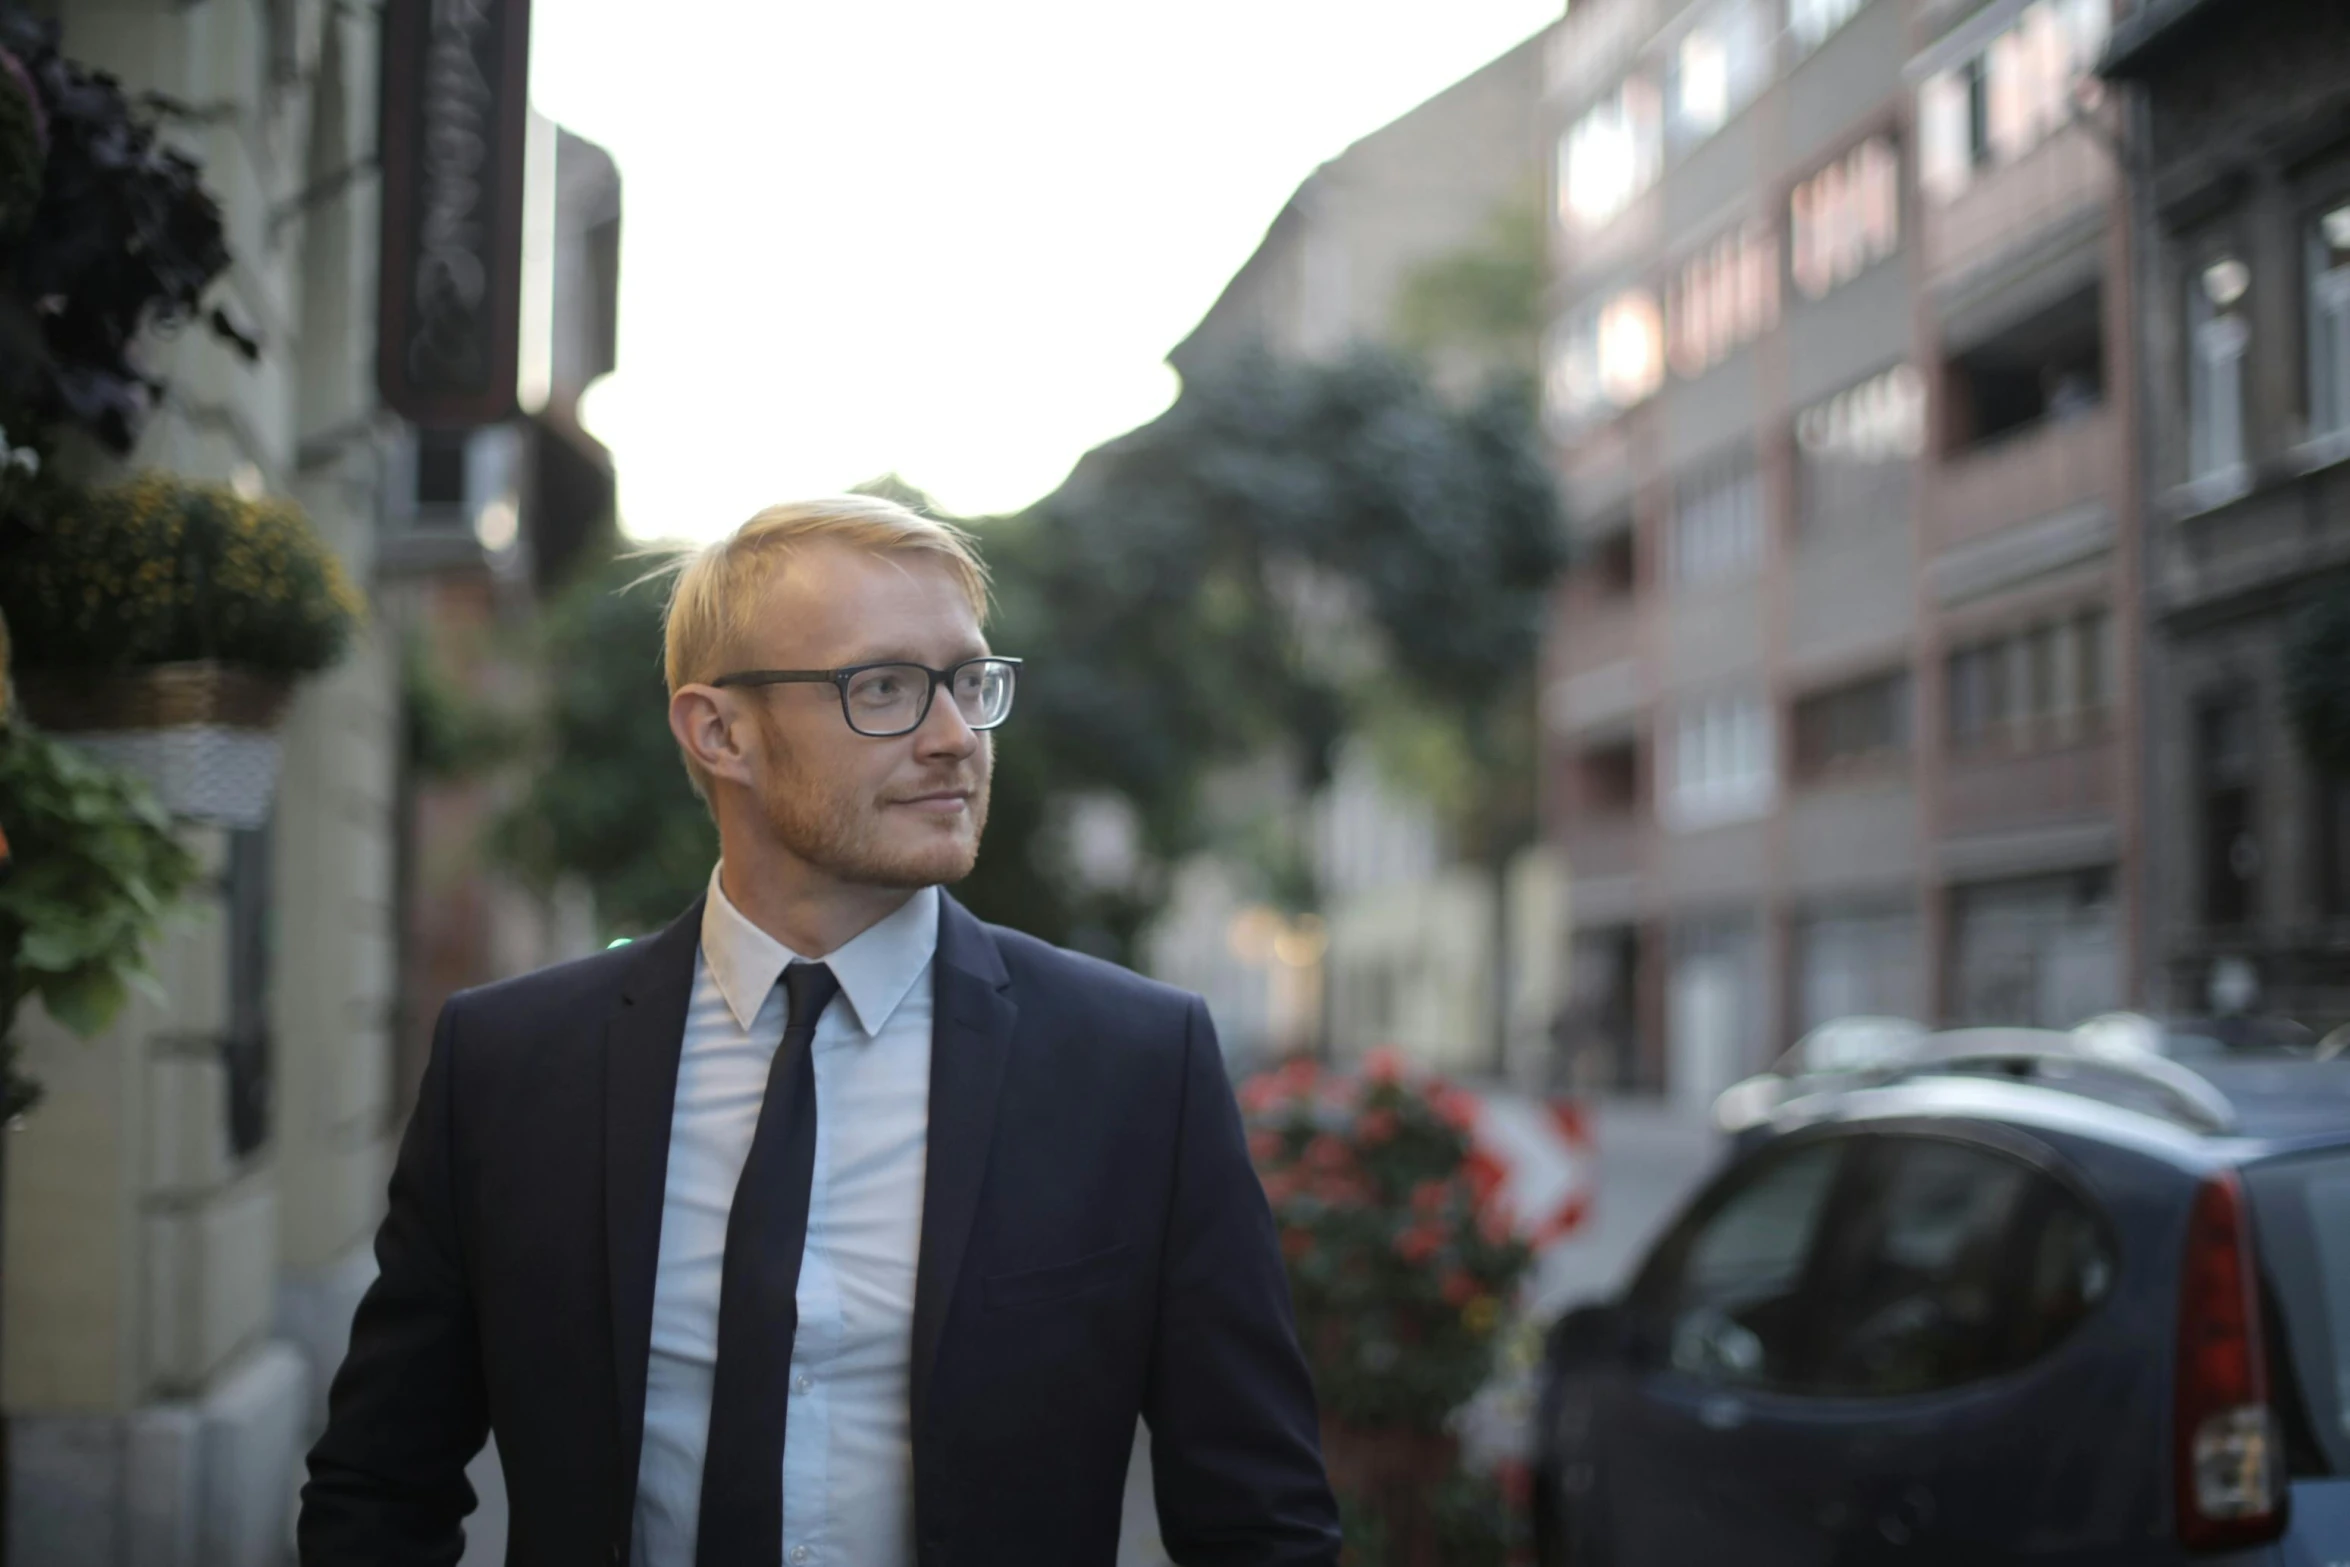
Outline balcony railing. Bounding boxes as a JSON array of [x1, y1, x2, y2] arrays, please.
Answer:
[[1931, 406, 2118, 551], [1940, 736, 2117, 836], [1923, 124, 2114, 288]]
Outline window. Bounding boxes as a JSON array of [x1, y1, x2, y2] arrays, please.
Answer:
[[1667, 693, 1774, 829], [1791, 137, 1900, 301], [1670, 451, 1764, 586], [1796, 364, 1925, 534], [1789, 0, 1870, 55], [415, 429, 469, 507], [2323, 775, 2350, 922], [1793, 670, 1911, 779], [2189, 255, 2252, 486], [2308, 202, 2350, 441], [1947, 611, 2109, 754], [1797, 905, 1922, 1032], [1917, 0, 2111, 204], [1559, 76, 1663, 233], [1944, 282, 2104, 451], [1807, 1137, 2114, 1396], [1667, 221, 1780, 378], [1668, 0, 1769, 149], [1575, 738, 1641, 815], [2198, 697, 2259, 930], [1951, 870, 2119, 1026], [1585, 522, 1637, 600], [1642, 1140, 1848, 1390], [1544, 289, 1664, 433]]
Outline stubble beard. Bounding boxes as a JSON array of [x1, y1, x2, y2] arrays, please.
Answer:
[[752, 716, 992, 890]]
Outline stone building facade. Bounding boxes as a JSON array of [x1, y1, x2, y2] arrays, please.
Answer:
[[2102, 0, 2350, 1027], [4, 0, 398, 1559]]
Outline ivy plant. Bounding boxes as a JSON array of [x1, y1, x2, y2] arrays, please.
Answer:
[[0, 718, 200, 1119]]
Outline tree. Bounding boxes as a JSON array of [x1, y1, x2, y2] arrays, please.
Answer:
[[956, 345, 1567, 1041], [495, 544, 716, 937]]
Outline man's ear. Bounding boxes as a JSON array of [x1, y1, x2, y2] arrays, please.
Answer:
[[669, 685, 757, 789]]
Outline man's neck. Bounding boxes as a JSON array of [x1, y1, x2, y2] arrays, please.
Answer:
[[715, 847, 918, 960]]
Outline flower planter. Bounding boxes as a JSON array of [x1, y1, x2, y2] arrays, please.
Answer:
[[16, 661, 294, 828], [1323, 1420, 1457, 1567]]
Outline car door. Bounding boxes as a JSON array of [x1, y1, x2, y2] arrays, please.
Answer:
[[1600, 1133, 1867, 1567], [1795, 1127, 2124, 1564]]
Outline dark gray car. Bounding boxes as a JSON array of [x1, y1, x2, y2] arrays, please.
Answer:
[[1532, 1046, 2350, 1564]]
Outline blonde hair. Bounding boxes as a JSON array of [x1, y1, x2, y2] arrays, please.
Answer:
[[654, 495, 991, 796]]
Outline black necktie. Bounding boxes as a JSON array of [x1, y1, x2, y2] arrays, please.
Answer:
[[696, 961, 840, 1567]]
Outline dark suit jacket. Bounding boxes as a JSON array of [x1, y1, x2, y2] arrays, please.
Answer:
[[300, 892, 1338, 1567]]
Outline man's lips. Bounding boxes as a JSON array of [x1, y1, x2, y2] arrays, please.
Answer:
[[890, 790, 972, 815]]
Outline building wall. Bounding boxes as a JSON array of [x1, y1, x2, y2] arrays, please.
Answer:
[[1540, 0, 2144, 1103], [1171, 32, 1547, 377], [4, 0, 395, 1558], [2109, 0, 2350, 1027]]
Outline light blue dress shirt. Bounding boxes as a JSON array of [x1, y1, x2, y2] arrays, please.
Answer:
[[632, 871, 938, 1567]]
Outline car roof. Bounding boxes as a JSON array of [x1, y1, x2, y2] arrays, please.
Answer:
[[1759, 1057, 2350, 1169]]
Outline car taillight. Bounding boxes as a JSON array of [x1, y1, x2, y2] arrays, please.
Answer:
[[2174, 1171, 2285, 1550]]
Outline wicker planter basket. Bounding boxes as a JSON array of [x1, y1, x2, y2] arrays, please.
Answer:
[[16, 662, 295, 829]]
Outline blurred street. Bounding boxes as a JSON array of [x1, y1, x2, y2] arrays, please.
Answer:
[[5, 0, 2350, 1562]]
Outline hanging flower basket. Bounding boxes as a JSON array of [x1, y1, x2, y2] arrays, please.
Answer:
[[0, 472, 361, 827], [15, 661, 293, 828]]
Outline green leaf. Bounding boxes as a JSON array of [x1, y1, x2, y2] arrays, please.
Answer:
[[40, 964, 130, 1037]]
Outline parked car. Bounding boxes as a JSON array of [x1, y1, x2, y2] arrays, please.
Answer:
[[1531, 1025, 2350, 1565]]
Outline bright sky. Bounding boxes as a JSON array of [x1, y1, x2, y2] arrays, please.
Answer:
[[529, 1, 1559, 540]]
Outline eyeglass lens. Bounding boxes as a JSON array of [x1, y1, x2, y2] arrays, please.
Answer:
[[842, 660, 1015, 735]]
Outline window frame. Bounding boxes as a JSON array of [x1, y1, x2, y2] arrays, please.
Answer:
[[2307, 197, 2350, 443], [1625, 1131, 1865, 1388], [1631, 1123, 2121, 1400], [1668, 446, 1767, 589], [1790, 134, 1902, 302], [2186, 249, 2252, 489], [1792, 667, 1913, 782], [1797, 1125, 2122, 1399]]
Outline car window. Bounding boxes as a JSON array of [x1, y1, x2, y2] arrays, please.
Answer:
[[1644, 1139, 1847, 1390], [1806, 1136, 2113, 1397], [2246, 1152, 2350, 1476]]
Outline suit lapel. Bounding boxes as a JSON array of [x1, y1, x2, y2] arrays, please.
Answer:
[[910, 893, 1016, 1440], [603, 897, 705, 1522]]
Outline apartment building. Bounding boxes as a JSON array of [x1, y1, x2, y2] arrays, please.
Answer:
[[5, 1, 398, 1557], [2102, 0, 2350, 1028], [1539, 0, 2141, 1109]]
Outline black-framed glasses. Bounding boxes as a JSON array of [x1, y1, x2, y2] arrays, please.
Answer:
[[711, 656, 1021, 738]]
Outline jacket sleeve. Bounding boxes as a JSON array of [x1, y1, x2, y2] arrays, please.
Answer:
[[299, 996, 490, 1565], [1143, 998, 1342, 1567]]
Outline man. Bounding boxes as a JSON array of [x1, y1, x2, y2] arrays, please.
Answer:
[[301, 496, 1340, 1567]]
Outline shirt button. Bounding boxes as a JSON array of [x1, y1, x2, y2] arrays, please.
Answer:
[[790, 1548, 811, 1565], [792, 1373, 812, 1394]]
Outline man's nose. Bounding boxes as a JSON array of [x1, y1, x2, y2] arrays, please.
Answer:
[[914, 686, 980, 758]]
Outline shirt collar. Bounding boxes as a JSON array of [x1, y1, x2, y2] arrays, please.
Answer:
[[699, 867, 940, 1039]]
